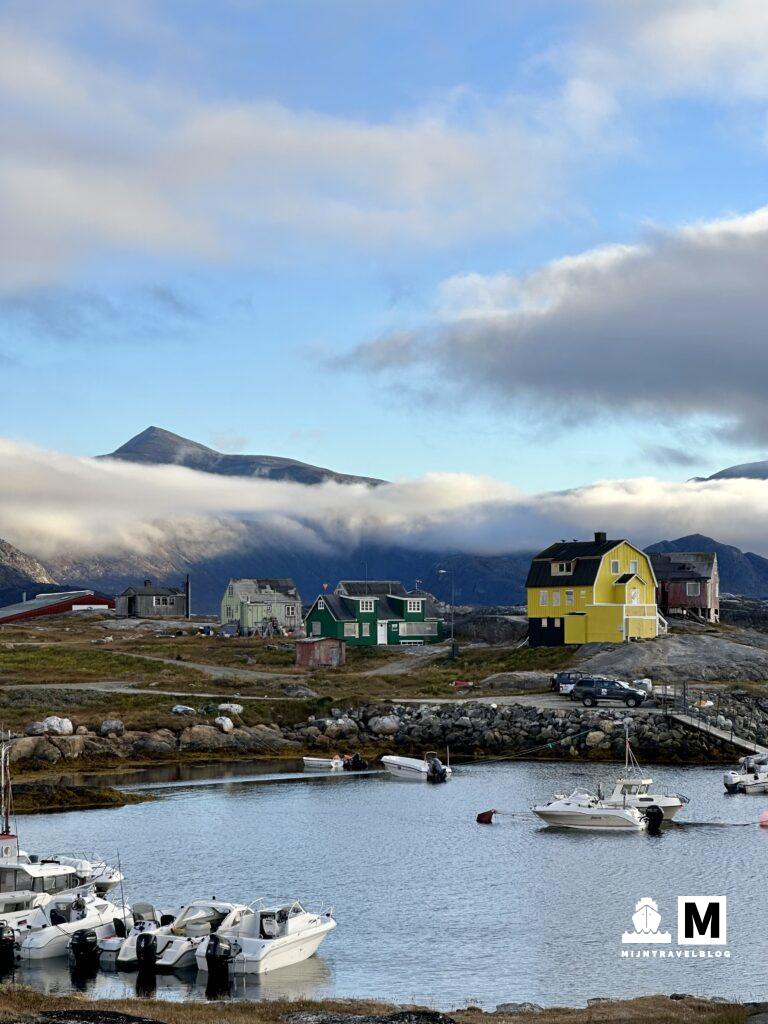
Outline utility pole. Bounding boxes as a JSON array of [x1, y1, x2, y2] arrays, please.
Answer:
[[438, 567, 458, 659]]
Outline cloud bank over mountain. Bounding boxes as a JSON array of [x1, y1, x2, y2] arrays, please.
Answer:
[[4, 439, 768, 564]]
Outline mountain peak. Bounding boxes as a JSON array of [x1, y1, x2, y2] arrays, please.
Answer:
[[101, 427, 384, 487]]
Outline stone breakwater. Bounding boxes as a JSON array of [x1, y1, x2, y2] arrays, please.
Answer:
[[8, 699, 745, 772]]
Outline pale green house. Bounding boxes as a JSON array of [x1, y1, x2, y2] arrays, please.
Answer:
[[220, 578, 303, 636]]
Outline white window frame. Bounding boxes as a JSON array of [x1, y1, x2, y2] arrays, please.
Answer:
[[541, 618, 548, 627], [554, 618, 561, 627], [406, 599, 422, 613], [565, 590, 574, 606], [629, 559, 638, 574], [343, 622, 358, 638], [311, 621, 321, 636], [686, 581, 701, 597], [362, 622, 370, 637], [552, 591, 561, 606], [611, 559, 620, 574], [359, 598, 375, 613], [317, 598, 325, 610], [539, 591, 548, 606]]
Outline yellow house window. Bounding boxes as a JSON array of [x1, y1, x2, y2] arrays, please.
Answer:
[[611, 559, 620, 574], [565, 590, 574, 606], [630, 559, 638, 574], [552, 592, 561, 606], [539, 591, 548, 605], [541, 618, 548, 627]]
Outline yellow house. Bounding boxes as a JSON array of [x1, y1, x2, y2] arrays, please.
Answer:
[[526, 531, 661, 647]]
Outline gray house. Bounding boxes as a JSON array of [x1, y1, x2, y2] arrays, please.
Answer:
[[116, 579, 188, 618], [220, 578, 303, 635]]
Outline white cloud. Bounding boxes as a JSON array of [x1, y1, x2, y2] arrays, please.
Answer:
[[3, 439, 768, 564], [356, 206, 768, 444], [0, 19, 618, 291]]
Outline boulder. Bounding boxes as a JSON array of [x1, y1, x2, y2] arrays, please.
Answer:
[[496, 1004, 543, 1014], [284, 684, 320, 698], [25, 722, 46, 737], [218, 703, 243, 716], [368, 715, 401, 736], [42, 716, 73, 736], [99, 719, 125, 737], [180, 725, 231, 752], [171, 705, 197, 716], [75, 726, 89, 736], [215, 716, 234, 734], [585, 730, 606, 747]]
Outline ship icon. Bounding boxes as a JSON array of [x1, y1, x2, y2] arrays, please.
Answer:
[[621, 897, 672, 943]]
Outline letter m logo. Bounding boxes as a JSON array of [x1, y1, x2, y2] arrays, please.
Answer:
[[677, 896, 727, 945]]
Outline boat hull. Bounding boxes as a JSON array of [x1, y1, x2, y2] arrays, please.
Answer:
[[381, 756, 452, 781], [197, 918, 335, 975], [533, 809, 645, 831], [302, 758, 343, 771]]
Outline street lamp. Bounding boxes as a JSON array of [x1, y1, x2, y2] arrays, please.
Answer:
[[438, 568, 458, 659]]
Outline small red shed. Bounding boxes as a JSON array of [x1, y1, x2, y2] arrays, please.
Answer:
[[295, 637, 346, 669]]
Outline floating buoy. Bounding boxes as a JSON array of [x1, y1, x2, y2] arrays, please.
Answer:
[[759, 810, 768, 828], [476, 809, 497, 824]]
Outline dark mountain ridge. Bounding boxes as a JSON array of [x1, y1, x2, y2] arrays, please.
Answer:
[[100, 426, 384, 486]]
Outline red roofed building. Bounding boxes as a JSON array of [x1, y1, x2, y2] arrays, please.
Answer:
[[0, 591, 114, 625]]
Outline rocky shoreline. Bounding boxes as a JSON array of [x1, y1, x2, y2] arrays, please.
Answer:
[[8, 696, 752, 774]]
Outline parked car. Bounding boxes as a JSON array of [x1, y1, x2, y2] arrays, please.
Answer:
[[570, 677, 647, 708], [550, 670, 590, 694]]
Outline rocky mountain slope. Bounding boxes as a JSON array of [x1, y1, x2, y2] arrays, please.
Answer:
[[0, 538, 56, 589], [706, 458, 768, 480], [100, 426, 384, 486], [646, 533, 768, 597]]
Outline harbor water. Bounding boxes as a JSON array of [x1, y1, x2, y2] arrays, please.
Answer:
[[9, 758, 766, 1008]]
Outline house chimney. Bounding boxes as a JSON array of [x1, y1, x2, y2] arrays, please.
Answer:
[[185, 573, 191, 619], [594, 531, 607, 545], [144, 579, 152, 588]]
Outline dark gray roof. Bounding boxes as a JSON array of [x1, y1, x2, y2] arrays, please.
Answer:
[[315, 593, 356, 621], [526, 538, 624, 588], [649, 551, 716, 581], [120, 584, 184, 597], [615, 572, 642, 585], [336, 580, 408, 597], [229, 578, 299, 598]]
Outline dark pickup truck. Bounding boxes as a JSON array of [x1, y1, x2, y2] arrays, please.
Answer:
[[570, 677, 647, 708]]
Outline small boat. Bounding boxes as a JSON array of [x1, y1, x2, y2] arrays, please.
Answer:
[[533, 790, 647, 831], [601, 729, 688, 820], [381, 751, 451, 782], [196, 898, 336, 975], [97, 902, 161, 956], [302, 756, 344, 771], [724, 754, 768, 794], [17, 893, 130, 959], [117, 899, 246, 972]]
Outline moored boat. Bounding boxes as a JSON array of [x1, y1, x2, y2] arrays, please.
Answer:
[[724, 753, 768, 793], [381, 751, 451, 782], [533, 790, 647, 831]]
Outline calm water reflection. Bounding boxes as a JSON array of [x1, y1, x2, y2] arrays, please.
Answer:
[[10, 759, 767, 1008]]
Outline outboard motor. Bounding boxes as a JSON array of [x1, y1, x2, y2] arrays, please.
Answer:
[[723, 770, 743, 794], [644, 804, 665, 834], [69, 928, 99, 967], [205, 933, 236, 967], [0, 921, 15, 967], [135, 930, 158, 969], [426, 756, 448, 784], [343, 752, 368, 771]]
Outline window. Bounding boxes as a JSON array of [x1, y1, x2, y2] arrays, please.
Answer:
[[228, 585, 233, 597], [554, 618, 561, 627], [686, 581, 701, 597], [317, 598, 325, 610], [629, 587, 640, 605], [285, 605, 295, 616], [552, 561, 573, 575], [311, 621, 321, 636], [539, 591, 548, 605], [343, 622, 358, 638], [611, 559, 620, 574], [629, 559, 638, 574], [541, 618, 548, 627], [152, 596, 159, 607], [362, 623, 370, 637], [565, 590, 574, 606], [161, 597, 168, 606], [360, 598, 374, 613], [552, 592, 561, 606], [407, 599, 422, 613], [226, 605, 232, 619]]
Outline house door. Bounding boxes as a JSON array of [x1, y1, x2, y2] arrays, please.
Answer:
[[377, 621, 388, 645]]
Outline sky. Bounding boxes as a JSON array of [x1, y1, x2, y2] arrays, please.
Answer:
[[4, 0, 768, 553]]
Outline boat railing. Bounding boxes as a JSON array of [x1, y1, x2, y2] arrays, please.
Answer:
[[246, 895, 334, 918]]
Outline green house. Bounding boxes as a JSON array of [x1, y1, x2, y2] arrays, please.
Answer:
[[304, 580, 444, 646]]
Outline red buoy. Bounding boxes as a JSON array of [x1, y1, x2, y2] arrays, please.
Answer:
[[476, 809, 497, 824], [759, 810, 768, 829]]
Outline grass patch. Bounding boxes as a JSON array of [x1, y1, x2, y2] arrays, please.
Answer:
[[12, 782, 151, 814], [112, 635, 299, 670], [0, 646, 205, 685], [0, 989, 747, 1024]]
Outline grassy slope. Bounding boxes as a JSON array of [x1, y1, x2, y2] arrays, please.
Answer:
[[0, 991, 747, 1024], [0, 646, 205, 685]]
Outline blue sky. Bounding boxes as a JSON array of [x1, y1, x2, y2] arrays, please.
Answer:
[[3, 0, 768, 491]]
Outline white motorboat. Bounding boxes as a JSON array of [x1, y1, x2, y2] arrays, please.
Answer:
[[723, 753, 768, 793], [533, 790, 647, 831], [381, 751, 452, 782], [97, 902, 160, 956], [601, 728, 688, 820], [196, 898, 336, 975], [117, 899, 246, 972], [302, 756, 343, 771], [17, 892, 130, 960]]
